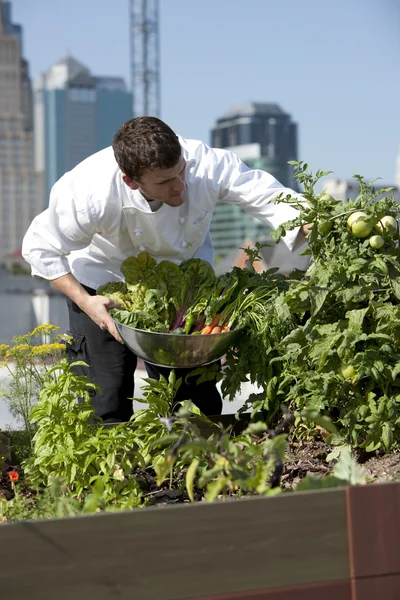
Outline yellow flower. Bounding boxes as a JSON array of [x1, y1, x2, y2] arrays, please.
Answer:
[[31, 343, 66, 356], [0, 344, 10, 359], [47, 342, 66, 352], [4, 343, 33, 361], [29, 324, 60, 337]]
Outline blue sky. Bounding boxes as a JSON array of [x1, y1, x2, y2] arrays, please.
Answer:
[[12, 0, 400, 185]]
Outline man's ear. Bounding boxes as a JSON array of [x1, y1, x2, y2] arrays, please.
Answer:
[[122, 174, 139, 190]]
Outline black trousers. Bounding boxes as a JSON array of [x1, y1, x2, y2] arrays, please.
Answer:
[[65, 287, 222, 422]]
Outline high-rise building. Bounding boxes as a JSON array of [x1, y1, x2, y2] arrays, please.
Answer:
[[324, 179, 400, 204], [0, 1, 42, 261], [34, 56, 133, 204], [210, 102, 298, 258]]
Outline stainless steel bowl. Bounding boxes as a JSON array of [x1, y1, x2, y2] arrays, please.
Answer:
[[114, 320, 243, 368]]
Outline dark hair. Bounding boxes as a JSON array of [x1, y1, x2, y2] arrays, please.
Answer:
[[112, 116, 182, 181]]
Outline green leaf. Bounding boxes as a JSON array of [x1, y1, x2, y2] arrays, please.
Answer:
[[150, 434, 180, 449], [346, 307, 369, 332], [154, 456, 174, 486], [120, 253, 158, 287], [390, 273, 400, 300], [381, 422, 393, 450], [242, 422, 268, 435], [310, 288, 329, 316], [186, 458, 200, 502], [297, 474, 347, 491], [205, 476, 230, 502], [299, 410, 338, 435], [178, 400, 217, 426], [331, 448, 367, 485], [392, 362, 400, 380]]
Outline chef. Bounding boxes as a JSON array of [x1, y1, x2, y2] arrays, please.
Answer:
[[22, 116, 309, 422]]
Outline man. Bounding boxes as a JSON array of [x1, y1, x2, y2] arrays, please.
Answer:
[[22, 116, 308, 422]]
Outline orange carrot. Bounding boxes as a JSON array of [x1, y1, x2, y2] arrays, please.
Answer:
[[221, 326, 230, 332], [201, 326, 212, 334], [201, 314, 221, 334], [210, 326, 222, 334]]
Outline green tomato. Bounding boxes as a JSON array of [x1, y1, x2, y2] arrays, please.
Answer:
[[340, 365, 356, 380], [351, 220, 373, 238], [318, 220, 333, 235], [320, 192, 335, 202], [375, 215, 398, 234], [347, 211, 368, 231], [369, 235, 384, 249]]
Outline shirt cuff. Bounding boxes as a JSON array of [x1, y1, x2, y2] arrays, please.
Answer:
[[28, 254, 71, 281]]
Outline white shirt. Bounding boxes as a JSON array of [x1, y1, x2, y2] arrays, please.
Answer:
[[22, 137, 302, 290]]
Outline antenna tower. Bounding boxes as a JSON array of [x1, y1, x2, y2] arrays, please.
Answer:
[[129, 0, 160, 117]]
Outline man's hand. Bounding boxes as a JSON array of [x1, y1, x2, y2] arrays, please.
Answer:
[[293, 223, 313, 251], [50, 273, 124, 344], [81, 295, 123, 343], [300, 223, 313, 237]]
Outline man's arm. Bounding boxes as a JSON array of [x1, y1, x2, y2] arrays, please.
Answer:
[[22, 174, 123, 342], [51, 274, 123, 343], [199, 142, 309, 252]]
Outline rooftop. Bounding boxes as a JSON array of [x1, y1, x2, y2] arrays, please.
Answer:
[[217, 102, 289, 121]]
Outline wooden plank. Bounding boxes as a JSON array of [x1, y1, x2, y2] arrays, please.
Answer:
[[346, 482, 400, 578], [192, 579, 352, 599], [0, 488, 349, 600], [353, 574, 400, 600]]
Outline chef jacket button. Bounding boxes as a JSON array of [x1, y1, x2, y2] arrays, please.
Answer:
[[135, 231, 142, 237], [139, 245, 145, 252], [181, 240, 188, 248], [179, 217, 186, 224]]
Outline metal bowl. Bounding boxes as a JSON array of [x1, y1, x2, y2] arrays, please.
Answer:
[[114, 320, 243, 368]]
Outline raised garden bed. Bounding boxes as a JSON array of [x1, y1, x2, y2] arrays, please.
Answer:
[[2, 409, 400, 599], [1, 479, 400, 599]]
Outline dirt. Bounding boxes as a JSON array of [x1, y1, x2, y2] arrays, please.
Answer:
[[282, 437, 332, 489], [282, 434, 400, 488]]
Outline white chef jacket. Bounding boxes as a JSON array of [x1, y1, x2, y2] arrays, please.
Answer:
[[22, 137, 302, 290]]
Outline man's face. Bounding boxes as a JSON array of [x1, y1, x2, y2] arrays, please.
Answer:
[[123, 157, 186, 207]]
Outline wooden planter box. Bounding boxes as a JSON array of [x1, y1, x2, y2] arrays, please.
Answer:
[[1, 480, 400, 599]]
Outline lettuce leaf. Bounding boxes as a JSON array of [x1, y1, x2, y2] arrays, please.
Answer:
[[111, 308, 169, 332], [96, 281, 135, 311], [100, 253, 222, 334], [120, 253, 159, 288]]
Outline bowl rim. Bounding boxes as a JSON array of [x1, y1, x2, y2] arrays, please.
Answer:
[[113, 319, 244, 338]]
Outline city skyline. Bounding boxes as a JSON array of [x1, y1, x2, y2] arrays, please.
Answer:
[[34, 53, 132, 203], [10, 0, 400, 186], [0, 0, 43, 260]]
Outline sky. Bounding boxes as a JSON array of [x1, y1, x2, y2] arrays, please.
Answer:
[[10, 0, 400, 186]]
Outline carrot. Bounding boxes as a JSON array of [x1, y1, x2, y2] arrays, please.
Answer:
[[221, 326, 230, 332], [201, 326, 212, 334], [210, 326, 222, 334], [201, 314, 221, 334]]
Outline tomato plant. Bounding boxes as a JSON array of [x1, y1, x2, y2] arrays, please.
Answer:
[[253, 163, 400, 452]]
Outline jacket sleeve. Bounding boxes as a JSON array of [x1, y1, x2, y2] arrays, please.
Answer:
[[22, 173, 99, 280], [203, 144, 304, 252]]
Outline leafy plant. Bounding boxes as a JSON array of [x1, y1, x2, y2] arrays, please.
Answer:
[[264, 162, 400, 451], [23, 359, 142, 508], [0, 325, 69, 439]]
